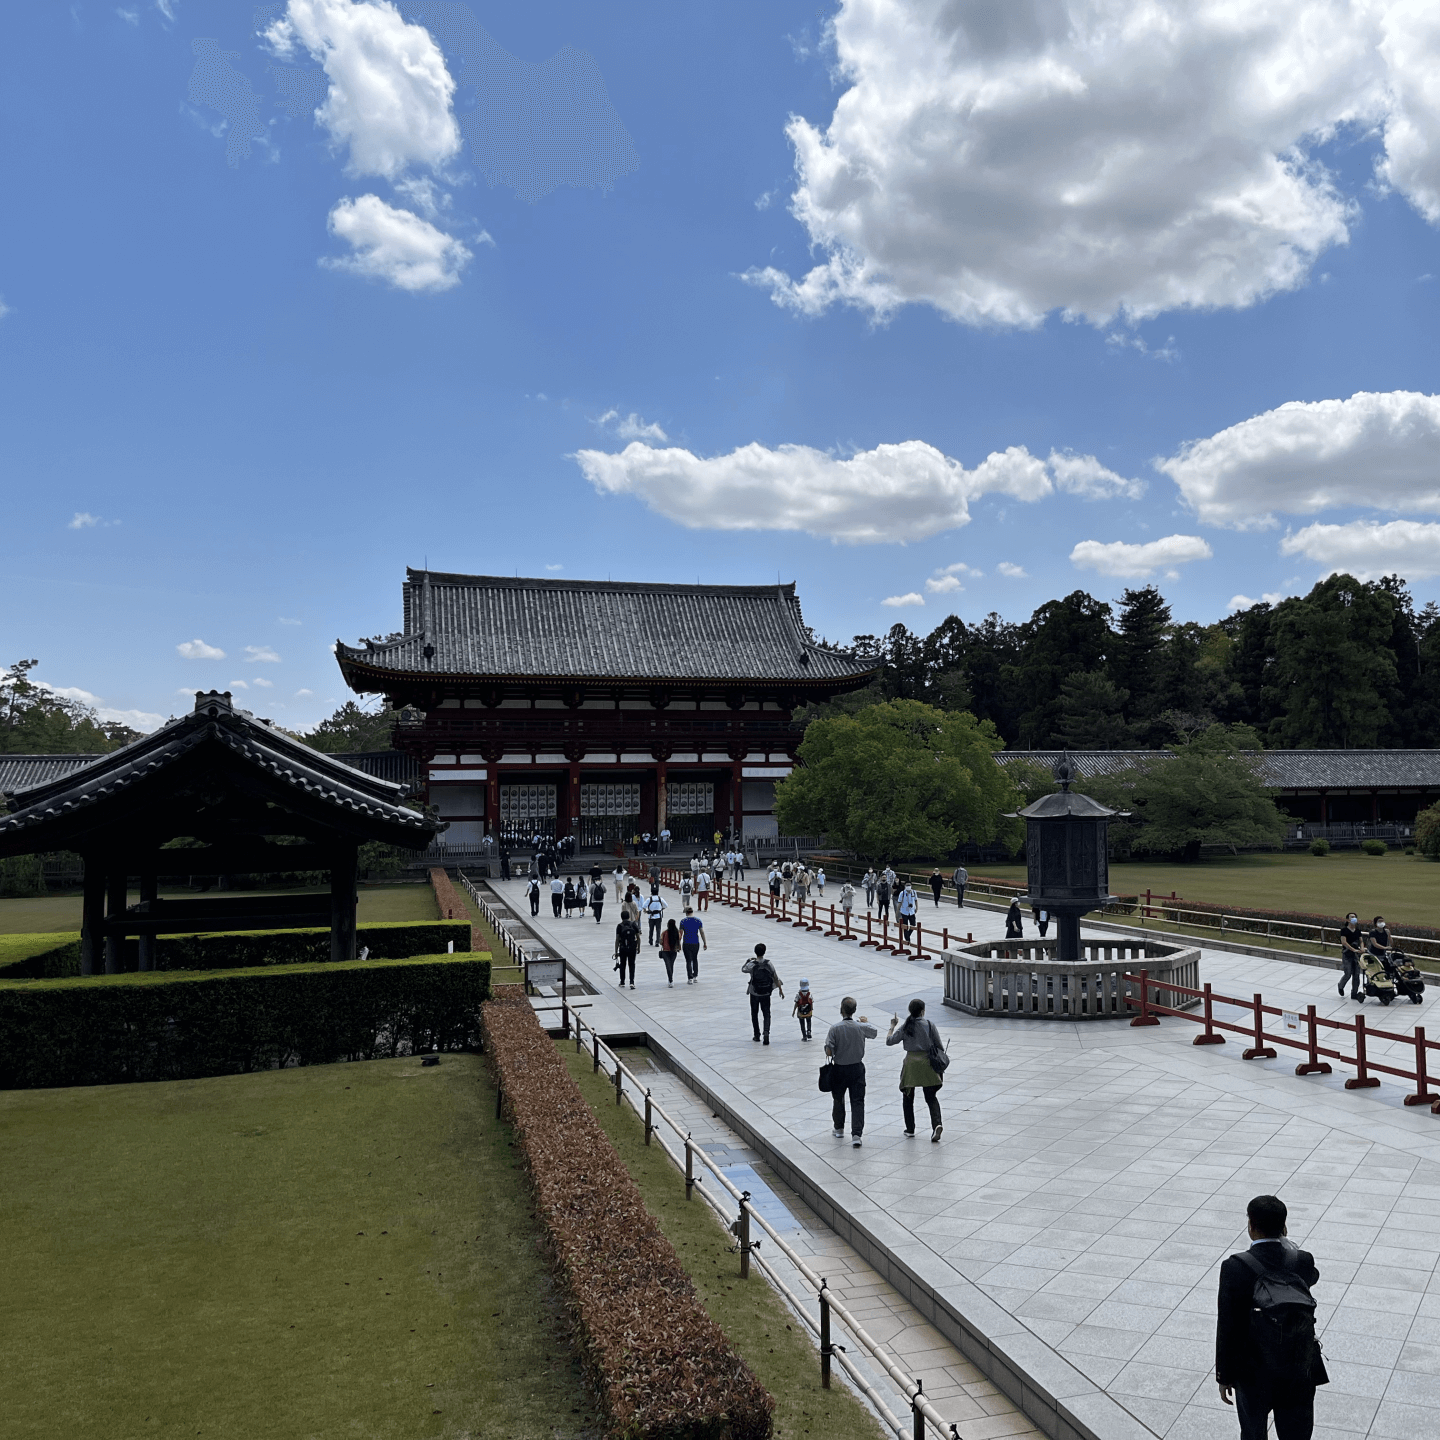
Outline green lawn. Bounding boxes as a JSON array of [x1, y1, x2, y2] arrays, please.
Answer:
[[965, 851, 1440, 928], [0, 882, 438, 934], [1, 1054, 596, 1440], [561, 1041, 885, 1440]]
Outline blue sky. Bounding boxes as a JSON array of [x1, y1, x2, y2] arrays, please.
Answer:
[[5, 1, 1440, 732]]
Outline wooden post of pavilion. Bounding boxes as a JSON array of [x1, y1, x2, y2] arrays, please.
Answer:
[[80, 856, 105, 976], [136, 871, 158, 971], [103, 868, 128, 974], [330, 843, 359, 963]]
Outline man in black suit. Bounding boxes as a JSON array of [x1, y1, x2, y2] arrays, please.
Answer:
[[1217, 1194, 1327, 1440]]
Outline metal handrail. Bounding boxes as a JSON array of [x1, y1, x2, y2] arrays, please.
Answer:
[[568, 1007, 961, 1440]]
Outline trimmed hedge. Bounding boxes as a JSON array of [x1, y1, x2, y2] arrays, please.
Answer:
[[483, 988, 774, 1440], [0, 920, 472, 980], [0, 954, 490, 1089]]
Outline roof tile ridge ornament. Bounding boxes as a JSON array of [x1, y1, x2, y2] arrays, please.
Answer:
[[1053, 750, 1075, 792]]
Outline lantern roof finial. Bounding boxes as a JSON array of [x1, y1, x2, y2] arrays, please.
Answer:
[[1053, 751, 1075, 791]]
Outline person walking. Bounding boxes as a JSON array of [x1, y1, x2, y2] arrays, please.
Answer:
[[1031, 901, 1050, 937], [768, 865, 782, 900], [563, 876, 577, 917], [824, 998, 877, 1148], [1216, 1194, 1327, 1440], [876, 875, 892, 922], [897, 884, 918, 944], [589, 879, 606, 923], [952, 864, 968, 907], [659, 917, 681, 985], [929, 868, 944, 907], [526, 875, 541, 917], [1005, 898, 1023, 939], [660, 826, 671, 854], [742, 943, 783, 1045], [644, 891, 666, 947], [793, 979, 814, 1040], [613, 913, 640, 989], [696, 867, 711, 910], [862, 868, 877, 909], [679, 906, 706, 982], [815, 867, 826, 898], [550, 873, 565, 918], [886, 999, 944, 1142], [1338, 913, 1364, 1000], [839, 881, 855, 928]]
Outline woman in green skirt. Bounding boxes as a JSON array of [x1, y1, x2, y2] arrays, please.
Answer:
[[886, 998, 944, 1142]]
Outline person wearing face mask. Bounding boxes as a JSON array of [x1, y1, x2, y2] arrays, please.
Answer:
[[1338, 913, 1364, 1001]]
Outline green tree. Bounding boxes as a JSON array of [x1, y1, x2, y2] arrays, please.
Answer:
[[1005, 591, 1113, 747], [300, 700, 400, 753], [1112, 586, 1170, 737], [1265, 576, 1398, 747], [1057, 671, 1134, 748], [1415, 801, 1440, 860], [1104, 725, 1284, 861], [775, 699, 1012, 860], [1, 659, 142, 754]]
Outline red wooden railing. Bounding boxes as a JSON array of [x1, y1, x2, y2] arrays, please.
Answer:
[[1124, 968, 1440, 1111], [643, 866, 972, 961]]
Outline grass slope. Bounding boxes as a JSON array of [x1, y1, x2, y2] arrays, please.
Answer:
[[1, 1055, 596, 1440], [969, 852, 1440, 928], [0, 882, 438, 935], [558, 1039, 885, 1440]]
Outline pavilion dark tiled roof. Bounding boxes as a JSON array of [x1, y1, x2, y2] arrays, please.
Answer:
[[0, 694, 437, 850], [0, 754, 106, 796], [996, 750, 1440, 788], [336, 570, 879, 686]]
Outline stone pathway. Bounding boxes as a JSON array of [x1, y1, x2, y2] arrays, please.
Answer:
[[492, 874, 1440, 1440], [616, 1046, 1045, 1440]]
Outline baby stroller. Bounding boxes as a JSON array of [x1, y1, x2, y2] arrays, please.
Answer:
[[1378, 946, 1426, 1005], [1359, 949, 1398, 1006]]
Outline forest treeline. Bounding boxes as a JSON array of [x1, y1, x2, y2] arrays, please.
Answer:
[[812, 572, 1440, 751]]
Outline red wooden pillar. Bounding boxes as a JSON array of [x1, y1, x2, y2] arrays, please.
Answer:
[[730, 761, 743, 846], [564, 761, 581, 841]]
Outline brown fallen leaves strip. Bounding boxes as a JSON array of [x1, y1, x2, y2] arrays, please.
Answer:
[[430, 868, 485, 954], [483, 987, 774, 1439]]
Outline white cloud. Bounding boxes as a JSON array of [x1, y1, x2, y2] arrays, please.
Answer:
[[323, 194, 471, 292], [747, 0, 1440, 328], [252, 676, 276, 688], [278, 616, 302, 625], [882, 592, 925, 607], [1279, 518, 1440, 579], [69, 512, 99, 529], [155, 1, 177, 18], [229, 679, 251, 689], [1228, 592, 1287, 610], [1069, 534, 1213, 579], [577, 439, 1063, 544], [1158, 390, 1440, 529], [924, 574, 962, 594], [0, 297, 8, 320], [544, 563, 563, 571], [36, 682, 162, 733], [263, 0, 459, 181], [1048, 451, 1145, 501], [295, 688, 315, 697], [117, 9, 139, 24], [245, 645, 282, 663], [997, 562, 1028, 578], [177, 638, 225, 660], [597, 409, 668, 442]]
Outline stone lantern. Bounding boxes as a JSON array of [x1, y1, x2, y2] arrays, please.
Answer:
[[1015, 753, 1123, 962]]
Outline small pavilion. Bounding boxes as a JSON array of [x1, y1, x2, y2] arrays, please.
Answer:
[[0, 691, 439, 973]]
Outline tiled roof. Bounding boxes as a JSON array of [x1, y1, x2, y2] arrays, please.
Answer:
[[0, 754, 107, 796], [337, 570, 878, 687], [0, 694, 438, 852], [335, 751, 422, 786], [996, 750, 1440, 788]]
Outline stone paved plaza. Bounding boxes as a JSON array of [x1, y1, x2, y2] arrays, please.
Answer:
[[493, 872, 1440, 1440]]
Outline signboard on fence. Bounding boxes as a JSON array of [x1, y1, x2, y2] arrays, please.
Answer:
[[1282, 1011, 1301, 1033]]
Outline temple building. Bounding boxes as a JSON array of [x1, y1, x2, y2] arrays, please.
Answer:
[[333, 570, 878, 849]]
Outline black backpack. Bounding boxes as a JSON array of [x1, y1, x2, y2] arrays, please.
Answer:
[[749, 960, 775, 996], [1236, 1247, 1323, 1386]]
